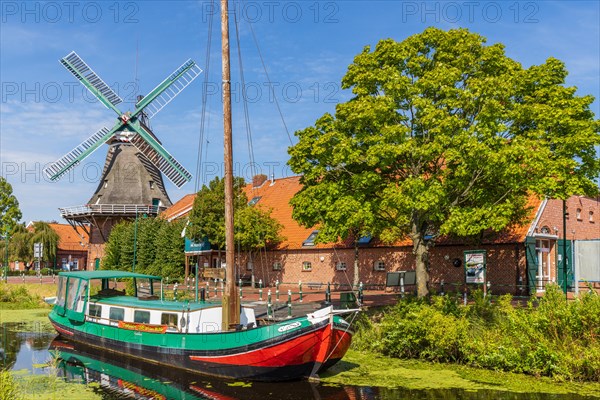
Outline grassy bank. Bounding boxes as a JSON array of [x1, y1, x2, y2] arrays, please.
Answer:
[[0, 283, 56, 310], [351, 284, 600, 383]]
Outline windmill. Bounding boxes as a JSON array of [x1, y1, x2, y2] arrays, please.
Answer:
[[44, 51, 201, 187], [44, 51, 201, 270]]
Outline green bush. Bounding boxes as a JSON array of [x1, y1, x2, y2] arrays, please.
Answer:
[[353, 285, 600, 382]]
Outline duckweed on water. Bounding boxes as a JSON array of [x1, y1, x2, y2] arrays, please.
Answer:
[[321, 350, 600, 398]]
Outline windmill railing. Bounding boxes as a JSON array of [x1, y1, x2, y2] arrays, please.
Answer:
[[59, 204, 167, 217]]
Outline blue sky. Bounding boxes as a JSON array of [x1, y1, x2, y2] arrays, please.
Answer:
[[1, 1, 598, 223]]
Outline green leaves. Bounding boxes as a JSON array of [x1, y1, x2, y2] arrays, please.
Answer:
[[188, 176, 283, 251], [0, 177, 22, 237], [101, 217, 185, 278]]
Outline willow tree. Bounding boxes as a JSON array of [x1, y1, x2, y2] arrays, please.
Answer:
[[289, 28, 600, 297]]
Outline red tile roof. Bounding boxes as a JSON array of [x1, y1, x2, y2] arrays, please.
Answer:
[[48, 223, 89, 251], [161, 193, 196, 221], [160, 177, 543, 250]]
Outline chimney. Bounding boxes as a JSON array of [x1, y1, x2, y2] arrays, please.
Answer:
[[270, 173, 276, 186], [252, 174, 268, 188]]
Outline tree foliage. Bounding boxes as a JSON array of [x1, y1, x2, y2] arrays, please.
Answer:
[[0, 177, 22, 237], [101, 217, 186, 279], [188, 176, 283, 251], [31, 221, 59, 263], [289, 28, 600, 297]]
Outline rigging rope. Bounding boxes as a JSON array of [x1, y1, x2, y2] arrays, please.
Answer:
[[244, 4, 294, 146], [195, 0, 216, 192], [233, 2, 257, 182]]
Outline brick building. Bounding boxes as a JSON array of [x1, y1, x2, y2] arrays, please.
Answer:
[[163, 176, 599, 295], [9, 223, 89, 272]]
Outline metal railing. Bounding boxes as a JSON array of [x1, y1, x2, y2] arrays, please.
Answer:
[[59, 204, 167, 217]]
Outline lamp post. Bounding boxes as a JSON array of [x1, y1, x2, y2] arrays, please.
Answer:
[[3, 234, 8, 283], [133, 209, 139, 273], [562, 199, 568, 299]]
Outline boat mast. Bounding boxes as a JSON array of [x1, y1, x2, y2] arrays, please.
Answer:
[[221, 0, 239, 330]]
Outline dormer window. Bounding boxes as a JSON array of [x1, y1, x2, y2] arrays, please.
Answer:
[[302, 230, 319, 247], [357, 235, 372, 245], [248, 196, 261, 206]]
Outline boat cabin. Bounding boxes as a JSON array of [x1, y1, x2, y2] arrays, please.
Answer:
[[54, 271, 256, 333]]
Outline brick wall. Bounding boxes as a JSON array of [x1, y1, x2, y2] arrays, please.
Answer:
[[536, 197, 600, 240], [239, 242, 526, 295]]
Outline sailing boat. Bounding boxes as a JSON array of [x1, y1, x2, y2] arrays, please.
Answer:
[[48, 0, 355, 382]]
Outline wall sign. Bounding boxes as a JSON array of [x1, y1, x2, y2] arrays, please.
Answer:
[[464, 250, 486, 284]]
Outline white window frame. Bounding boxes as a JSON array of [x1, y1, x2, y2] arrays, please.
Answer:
[[302, 261, 312, 271], [336, 262, 347, 271]]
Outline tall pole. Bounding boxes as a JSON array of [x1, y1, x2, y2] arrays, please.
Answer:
[[562, 199, 568, 299], [4, 235, 8, 283], [221, 0, 239, 330], [133, 210, 138, 273]]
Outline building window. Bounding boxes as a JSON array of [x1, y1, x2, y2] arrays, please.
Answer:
[[540, 226, 551, 234], [104, 180, 108, 188], [590, 211, 595, 223], [336, 262, 347, 271], [134, 310, 150, 324], [272, 261, 282, 271], [302, 231, 319, 247], [109, 307, 124, 321], [248, 196, 262, 206], [577, 208, 582, 220], [374, 260, 386, 271], [88, 304, 102, 318], [246, 261, 253, 271], [149, 181, 154, 189], [357, 235, 372, 245], [161, 313, 178, 329], [302, 261, 312, 271]]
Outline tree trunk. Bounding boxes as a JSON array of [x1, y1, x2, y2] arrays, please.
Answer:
[[411, 227, 429, 298], [353, 239, 359, 288]]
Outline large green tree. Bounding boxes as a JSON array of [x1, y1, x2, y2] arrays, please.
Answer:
[[188, 176, 283, 251], [289, 28, 600, 297], [102, 217, 186, 278]]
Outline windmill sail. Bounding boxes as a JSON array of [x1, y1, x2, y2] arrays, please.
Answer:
[[61, 51, 123, 111], [44, 126, 113, 180], [129, 131, 192, 188], [132, 59, 202, 119]]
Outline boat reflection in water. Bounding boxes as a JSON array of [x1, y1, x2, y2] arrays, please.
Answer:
[[50, 338, 354, 400]]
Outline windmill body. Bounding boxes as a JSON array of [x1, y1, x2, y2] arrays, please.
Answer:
[[45, 52, 201, 269]]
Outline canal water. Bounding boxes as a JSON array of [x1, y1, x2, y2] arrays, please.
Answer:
[[1, 320, 596, 400]]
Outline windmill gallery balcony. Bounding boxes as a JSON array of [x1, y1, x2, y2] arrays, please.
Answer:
[[59, 204, 167, 219]]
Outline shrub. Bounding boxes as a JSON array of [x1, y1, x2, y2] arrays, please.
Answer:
[[353, 287, 600, 382]]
